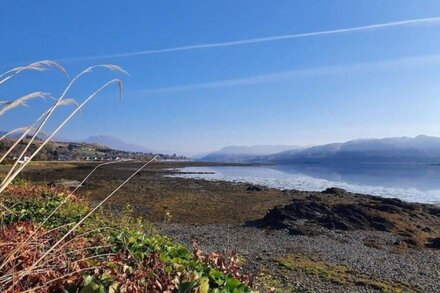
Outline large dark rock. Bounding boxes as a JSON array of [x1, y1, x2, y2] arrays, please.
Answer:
[[426, 237, 440, 249], [246, 184, 266, 192], [428, 208, 440, 217], [380, 197, 415, 211], [263, 198, 394, 235], [257, 187, 440, 248], [321, 187, 349, 196]]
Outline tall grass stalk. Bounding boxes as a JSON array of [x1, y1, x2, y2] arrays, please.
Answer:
[[52, 227, 118, 253], [0, 98, 77, 165], [11, 251, 113, 292], [0, 160, 125, 271], [0, 65, 125, 190], [0, 91, 50, 116], [20, 266, 104, 293], [0, 222, 77, 271], [0, 60, 67, 86], [0, 78, 123, 194], [0, 61, 138, 291], [0, 127, 30, 141], [25, 155, 158, 276]]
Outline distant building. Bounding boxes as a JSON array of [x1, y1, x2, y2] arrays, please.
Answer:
[[18, 156, 30, 164]]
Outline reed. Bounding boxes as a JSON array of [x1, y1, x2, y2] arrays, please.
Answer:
[[0, 160, 125, 271], [0, 65, 126, 193], [0, 61, 237, 292], [0, 60, 67, 85], [0, 61, 131, 291], [26, 155, 158, 274], [0, 91, 50, 116], [0, 127, 30, 141], [0, 98, 77, 164]]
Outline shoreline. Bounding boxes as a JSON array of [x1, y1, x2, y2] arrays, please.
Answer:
[[8, 161, 440, 292], [167, 163, 440, 205]]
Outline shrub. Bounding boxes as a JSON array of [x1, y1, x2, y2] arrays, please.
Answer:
[[0, 185, 254, 292]]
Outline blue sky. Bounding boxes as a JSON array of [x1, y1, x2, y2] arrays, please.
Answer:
[[2, 1, 440, 155]]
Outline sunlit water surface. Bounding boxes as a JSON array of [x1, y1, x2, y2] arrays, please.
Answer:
[[169, 164, 440, 204]]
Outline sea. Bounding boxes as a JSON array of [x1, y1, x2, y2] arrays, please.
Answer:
[[169, 163, 440, 204]]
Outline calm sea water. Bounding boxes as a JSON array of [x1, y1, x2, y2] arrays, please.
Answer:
[[169, 164, 440, 204]]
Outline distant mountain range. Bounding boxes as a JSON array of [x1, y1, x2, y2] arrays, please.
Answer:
[[199, 145, 301, 162], [0, 136, 153, 161], [4, 131, 440, 164], [82, 135, 152, 153], [200, 135, 440, 164], [1, 131, 153, 154]]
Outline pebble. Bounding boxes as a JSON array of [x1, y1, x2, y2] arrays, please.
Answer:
[[158, 223, 440, 292]]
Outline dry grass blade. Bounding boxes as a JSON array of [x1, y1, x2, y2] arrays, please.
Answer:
[[0, 92, 50, 116], [0, 99, 76, 142], [52, 244, 113, 258], [0, 221, 114, 292], [0, 62, 131, 291], [0, 203, 14, 214], [0, 98, 78, 171], [0, 126, 35, 168], [25, 156, 157, 274], [29, 60, 68, 77], [1, 68, 89, 178], [43, 253, 116, 269], [3, 226, 117, 275], [103, 64, 129, 75], [0, 223, 75, 270], [53, 227, 118, 254], [0, 127, 29, 141], [0, 65, 125, 191], [0, 160, 125, 271], [19, 266, 104, 293], [0, 60, 67, 85], [0, 79, 123, 194], [7, 248, 113, 290], [58, 97, 79, 108], [88, 64, 129, 76], [0, 126, 48, 142]]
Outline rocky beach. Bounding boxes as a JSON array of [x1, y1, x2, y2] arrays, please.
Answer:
[[9, 161, 440, 292]]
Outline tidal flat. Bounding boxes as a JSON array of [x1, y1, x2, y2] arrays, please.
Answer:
[[8, 161, 440, 292]]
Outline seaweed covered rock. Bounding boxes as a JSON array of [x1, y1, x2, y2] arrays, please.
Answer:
[[321, 187, 350, 196], [426, 237, 440, 249], [261, 188, 440, 248], [263, 199, 394, 234], [246, 184, 267, 192]]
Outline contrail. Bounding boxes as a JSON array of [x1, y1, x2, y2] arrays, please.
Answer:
[[61, 17, 440, 61], [130, 53, 440, 95]]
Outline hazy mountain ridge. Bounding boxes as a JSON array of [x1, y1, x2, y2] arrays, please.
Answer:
[[200, 145, 300, 162], [83, 135, 152, 153], [1, 132, 154, 154], [201, 135, 440, 164], [263, 135, 440, 164]]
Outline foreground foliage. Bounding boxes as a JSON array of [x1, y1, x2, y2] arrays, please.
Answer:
[[0, 184, 253, 292]]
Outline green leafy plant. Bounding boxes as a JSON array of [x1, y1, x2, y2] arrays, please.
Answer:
[[0, 60, 254, 292], [0, 184, 254, 292]]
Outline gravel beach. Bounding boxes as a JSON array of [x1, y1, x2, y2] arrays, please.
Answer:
[[159, 223, 440, 292], [15, 161, 440, 292]]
